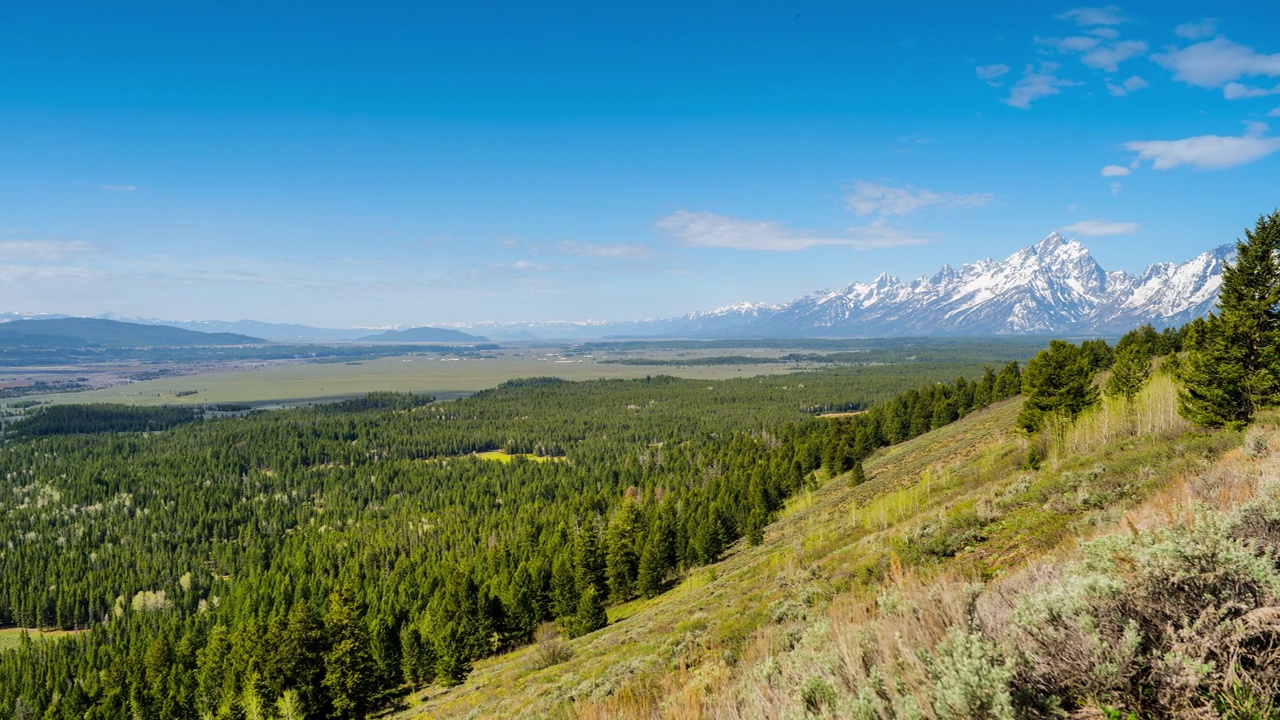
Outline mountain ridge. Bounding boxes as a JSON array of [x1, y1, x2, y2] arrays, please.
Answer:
[[0, 318, 264, 348]]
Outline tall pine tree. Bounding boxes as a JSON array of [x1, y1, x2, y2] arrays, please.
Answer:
[[1179, 211, 1280, 428]]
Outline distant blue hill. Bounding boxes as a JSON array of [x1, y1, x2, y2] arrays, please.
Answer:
[[356, 326, 490, 343], [0, 318, 264, 348]]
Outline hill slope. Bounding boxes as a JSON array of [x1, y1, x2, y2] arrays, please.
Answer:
[[0, 317, 263, 347], [356, 326, 490, 343], [400, 376, 1250, 718]]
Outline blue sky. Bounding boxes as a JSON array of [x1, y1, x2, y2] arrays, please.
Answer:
[[2, 1, 1278, 327]]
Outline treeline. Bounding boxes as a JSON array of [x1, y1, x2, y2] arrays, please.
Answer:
[[601, 352, 890, 366], [820, 361, 1024, 477], [0, 360, 1026, 719], [5, 404, 204, 436]]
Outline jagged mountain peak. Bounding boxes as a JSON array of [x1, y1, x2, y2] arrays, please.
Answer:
[[657, 232, 1228, 338]]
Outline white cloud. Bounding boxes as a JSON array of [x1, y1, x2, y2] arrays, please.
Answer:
[[1057, 6, 1127, 26], [976, 64, 1010, 84], [1101, 165, 1131, 176], [1038, 35, 1102, 53], [99, 184, 139, 192], [1062, 220, 1139, 236], [1081, 40, 1148, 72], [842, 225, 934, 250], [0, 240, 94, 261], [512, 259, 555, 271], [1005, 63, 1080, 109], [1110, 181, 1122, 196], [556, 241, 654, 261], [656, 211, 845, 252], [0, 264, 97, 282], [654, 211, 932, 252], [1269, 108, 1280, 118], [1107, 75, 1149, 96], [1124, 124, 1280, 169], [1154, 37, 1280, 88], [1089, 27, 1120, 40], [845, 180, 994, 217], [1223, 82, 1280, 100], [1174, 19, 1217, 40]]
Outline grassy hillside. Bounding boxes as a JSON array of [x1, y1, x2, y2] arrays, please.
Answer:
[[400, 373, 1262, 719]]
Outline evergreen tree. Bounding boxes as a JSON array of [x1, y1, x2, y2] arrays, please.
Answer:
[[549, 554, 579, 622], [1179, 211, 1280, 428], [276, 690, 305, 720], [433, 620, 473, 687], [569, 584, 607, 638], [994, 361, 1022, 398], [268, 601, 329, 717], [1106, 343, 1150, 402], [604, 499, 641, 603], [1017, 340, 1100, 432], [572, 522, 605, 598], [636, 528, 668, 598], [849, 460, 867, 486], [321, 587, 378, 719]]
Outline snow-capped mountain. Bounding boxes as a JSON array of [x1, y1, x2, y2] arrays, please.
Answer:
[[666, 232, 1233, 337]]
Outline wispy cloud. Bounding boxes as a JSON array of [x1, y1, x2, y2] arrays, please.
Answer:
[[512, 259, 556, 271], [1124, 122, 1280, 170], [1222, 82, 1280, 100], [1080, 39, 1148, 72], [0, 240, 94, 261], [1101, 164, 1131, 176], [555, 241, 654, 261], [845, 180, 994, 217], [99, 184, 139, 192], [1037, 35, 1101, 53], [1005, 63, 1080, 109], [1153, 37, 1280, 89], [1174, 19, 1218, 40], [1038, 32, 1146, 73], [1062, 219, 1139, 236], [976, 64, 1010, 85], [655, 211, 931, 252], [656, 211, 846, 252], [1269, 108, 1280, 118], [0, 264, 97, 282], [1057, 6, 1127, 27], [1107, 75, 1149, 96], [842, 225, 934, 249]]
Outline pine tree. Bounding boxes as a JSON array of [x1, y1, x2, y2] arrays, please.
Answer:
[[549, 554, 579, 622], [1017, 340, 1100, 432], [604, 499, 641, 604], [849, 460, 867, 486], [572, 522, 605, 598], [994, 361, 1022, 399], [322, 587, 378, 719], [636, 529, 668, 598], [1106, 343, 1150, 402], [570, 584, 607, 638], [1179, 211, 1280, 428], [433, 619, 473, 687]]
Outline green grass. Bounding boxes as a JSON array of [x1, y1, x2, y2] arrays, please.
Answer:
[[471, 450, 562, 463], [20, 353, 811, 407], [0, 627, 82, 652]]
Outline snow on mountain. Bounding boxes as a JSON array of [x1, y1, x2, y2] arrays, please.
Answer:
[[29, 232, 1226, 341], [659, 232, 1234, 338]]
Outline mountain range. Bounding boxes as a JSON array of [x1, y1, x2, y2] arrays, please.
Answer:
[[452, 232, 1232, 339], [0, 233, 1234, 341], [0, 318, 263, 348]]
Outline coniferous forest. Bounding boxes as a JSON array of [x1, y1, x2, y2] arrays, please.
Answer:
[[0, 361, 1023, 719]]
